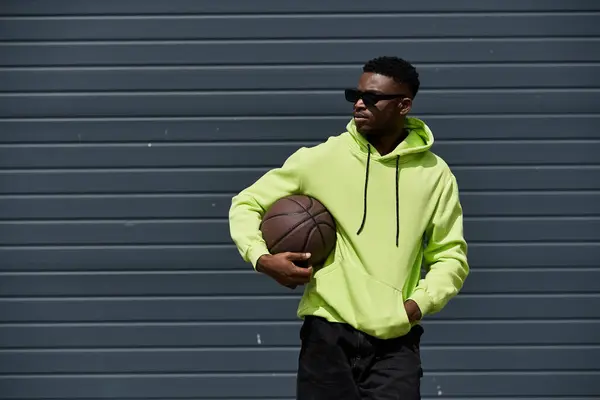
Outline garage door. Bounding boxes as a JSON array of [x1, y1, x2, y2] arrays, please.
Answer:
[[0, 1, 599, 398]]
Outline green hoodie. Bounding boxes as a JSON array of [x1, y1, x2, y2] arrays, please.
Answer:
[[229, 117, 469, 339]]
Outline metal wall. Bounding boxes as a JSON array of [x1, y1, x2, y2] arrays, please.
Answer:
[[0, 1, 599, 398]]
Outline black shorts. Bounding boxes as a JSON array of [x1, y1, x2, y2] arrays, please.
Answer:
[[297, 316, 424, 400]]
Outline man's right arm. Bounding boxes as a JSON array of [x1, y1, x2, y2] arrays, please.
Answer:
[[228, 147, 308, 269]]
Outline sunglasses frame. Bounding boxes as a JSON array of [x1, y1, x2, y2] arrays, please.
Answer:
[[344, 89, 409, 107]]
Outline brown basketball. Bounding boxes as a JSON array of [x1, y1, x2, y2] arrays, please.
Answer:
[[260, 195, 337, 267]]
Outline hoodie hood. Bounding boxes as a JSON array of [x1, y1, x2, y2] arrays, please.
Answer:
[[345, 117, 435, 246], [345, 116, 434, 162]]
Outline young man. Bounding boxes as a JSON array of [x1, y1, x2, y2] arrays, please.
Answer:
[[229, 56, 469, 399]]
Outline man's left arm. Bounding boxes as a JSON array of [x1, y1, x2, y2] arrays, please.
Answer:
[[406, 173, 469, 320]]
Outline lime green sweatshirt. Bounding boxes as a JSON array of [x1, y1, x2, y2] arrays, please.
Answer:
[[229, 117, 469, 339]]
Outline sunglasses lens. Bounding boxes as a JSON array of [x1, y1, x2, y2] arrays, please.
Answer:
[[345, 89, 360, 103], [344, 89, 380, 107], [362, 94, 377, 107]]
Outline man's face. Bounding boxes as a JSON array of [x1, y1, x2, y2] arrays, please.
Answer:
[[349, 72, 412, 136]]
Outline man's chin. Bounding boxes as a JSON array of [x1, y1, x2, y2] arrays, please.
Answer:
[[354, 120, 371, 133], [356, 123, 375, 136]]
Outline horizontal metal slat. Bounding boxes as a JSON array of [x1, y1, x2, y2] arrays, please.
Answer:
[[0, 218, 597, 245], [2, 0, 599, 15], [1, 192, 599, 220], [2, 14, 598, 41], [1, 320, 598, 348], [2, 65, 599, 92], [0, 167, 598, 195], [0, 0, 600, 16], [0, 140, 598, 168], [0, 116, 598, 143], [0, 269, 597, 296], [0, 243, 597, 272], [2, 90, 599, 117], [0, 372, 597, 398], [2, 39, 598, 66], [0, 346, 598, 373], [0, 295, 598, 322]]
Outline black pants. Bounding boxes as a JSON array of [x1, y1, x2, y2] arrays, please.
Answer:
[[297, 316, 424, 400]]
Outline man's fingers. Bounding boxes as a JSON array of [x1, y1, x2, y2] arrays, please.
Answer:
[[290, 265, 313, 277], [291, 267, 312, 283], [284, 252, 312, 261], [281, 266, 312, 286]]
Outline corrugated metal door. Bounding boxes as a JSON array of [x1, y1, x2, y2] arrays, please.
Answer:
[[0, 1, 599, 398]]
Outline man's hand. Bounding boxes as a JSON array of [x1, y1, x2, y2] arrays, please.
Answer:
[[404, 299, 422, 323], [256, 252, 313, 289]]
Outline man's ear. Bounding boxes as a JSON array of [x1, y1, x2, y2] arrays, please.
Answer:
[[398, 98, 412, 116]]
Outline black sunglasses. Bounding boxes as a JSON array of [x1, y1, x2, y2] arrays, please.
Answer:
[[344, 89, 408, 107]]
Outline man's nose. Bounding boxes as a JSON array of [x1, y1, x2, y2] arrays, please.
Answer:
[[354, 98, 366, 110]]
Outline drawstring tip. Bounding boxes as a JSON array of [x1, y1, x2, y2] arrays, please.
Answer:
[[356, 224, 365, 236]]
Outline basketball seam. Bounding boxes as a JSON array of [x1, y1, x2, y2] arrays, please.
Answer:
[[262, 210, 306, 221], [267, 215, 314, 253], [301, 225, 316, 255], [288, 197, 329, 251], [318, 222, 337, 231]]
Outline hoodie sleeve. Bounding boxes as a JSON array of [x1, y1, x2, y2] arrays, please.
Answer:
[[408, 173, 469, 317], [229, 148, 307, 269]]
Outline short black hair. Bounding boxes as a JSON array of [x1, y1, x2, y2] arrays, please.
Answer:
[[363, 56, 420, 98]]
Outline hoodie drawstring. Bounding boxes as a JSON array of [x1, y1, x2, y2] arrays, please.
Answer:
[[395, 155, 400, 247], [356, 144, 401, 247], [356, 145, 371, 236]]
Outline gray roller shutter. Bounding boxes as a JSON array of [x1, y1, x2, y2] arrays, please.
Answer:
[[0, 1, 598, 398]]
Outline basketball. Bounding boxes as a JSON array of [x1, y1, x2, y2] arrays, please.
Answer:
[[260, 195, 337, 267]]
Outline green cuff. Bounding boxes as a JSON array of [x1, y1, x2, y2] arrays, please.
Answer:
[[247, 243, 271, 270], [408, 288, 433, 318]]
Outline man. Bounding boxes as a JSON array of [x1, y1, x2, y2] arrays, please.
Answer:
[[229, 56, 469, 399]]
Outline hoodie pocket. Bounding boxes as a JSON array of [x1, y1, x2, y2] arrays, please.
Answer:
[[313, 262, 411, 340]]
